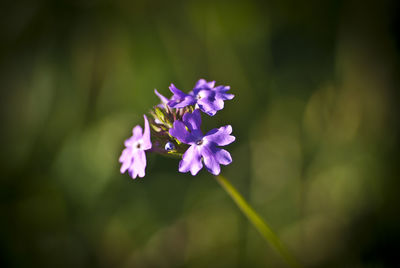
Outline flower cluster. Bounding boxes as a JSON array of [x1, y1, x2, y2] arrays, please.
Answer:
[[119, 79, 235, 178]]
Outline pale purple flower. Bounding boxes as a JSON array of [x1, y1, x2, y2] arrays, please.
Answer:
[[167, 79, 234, 116], [169, 109, 235, 175], [119, 115, 152, 179]]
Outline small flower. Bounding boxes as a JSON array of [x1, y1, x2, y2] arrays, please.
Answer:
[[194, 78, 234, 102], [169, 109, 235, 175], [119, 115, 152, 178], [167, 79, 234, 116]]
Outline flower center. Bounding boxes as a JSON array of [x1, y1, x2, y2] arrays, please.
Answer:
[[195, 139, 203, 145], [196, 90, 206, 100], [136, 142, 142, 149]]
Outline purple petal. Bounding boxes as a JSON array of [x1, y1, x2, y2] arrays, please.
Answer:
[[214, 85, 230, 92], [132, 125, 143, 138], [214, 148, 232, 165], [212, 85, 234, 101], [179, 145, 203, 175], [119, 147, 133, 173], [182, 109, 202, 132], [169, 83, 186, 98], [125, 125, 142, 146], [219, 92, 234, 100], [197, 98, 224, 116], [154, 89, 169, 104], [200, 146, 221, 175], [194, 79, 208, 89], [215, 86, 234, 100], [167, 84, 196, 108], [142, 115, 152, 150], [195, 88, 215, 100], [204, 125, 235, 146], [192, 84, 211, 97], [168, 96, 196, 108], [124, 136, 134, 147], [169, 120, 195, 144], [128, 150, 146, 178], [194, 79, 215, 90], [208, 81, 216, 88]]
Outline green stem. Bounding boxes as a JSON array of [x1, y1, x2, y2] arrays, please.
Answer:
[[215, 175, 302, 268]]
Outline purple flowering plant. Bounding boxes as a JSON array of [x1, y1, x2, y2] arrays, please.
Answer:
[[119, 79, 301, 267], [119, 79, 235, 178]]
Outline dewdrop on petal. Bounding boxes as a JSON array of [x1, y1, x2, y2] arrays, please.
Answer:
[[165, 141, 176, 151]]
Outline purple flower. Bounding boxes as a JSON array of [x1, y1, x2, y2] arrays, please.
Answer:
[[167, 79, 234, 116], [169, 109, 235, 175], [194, 79, 234, 101], [119, 115, 152, 179]]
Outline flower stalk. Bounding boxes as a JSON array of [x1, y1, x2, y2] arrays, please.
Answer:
[[214, 174, 302, 268], [119, 79, 300, 266]]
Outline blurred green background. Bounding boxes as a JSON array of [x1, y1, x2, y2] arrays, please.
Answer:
[[1, 0, 399, 267]]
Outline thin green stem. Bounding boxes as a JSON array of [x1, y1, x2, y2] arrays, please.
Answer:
[[215, 175, 302, 268]]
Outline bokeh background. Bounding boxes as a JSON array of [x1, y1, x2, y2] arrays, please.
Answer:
[[1, 0, 399, 267]]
